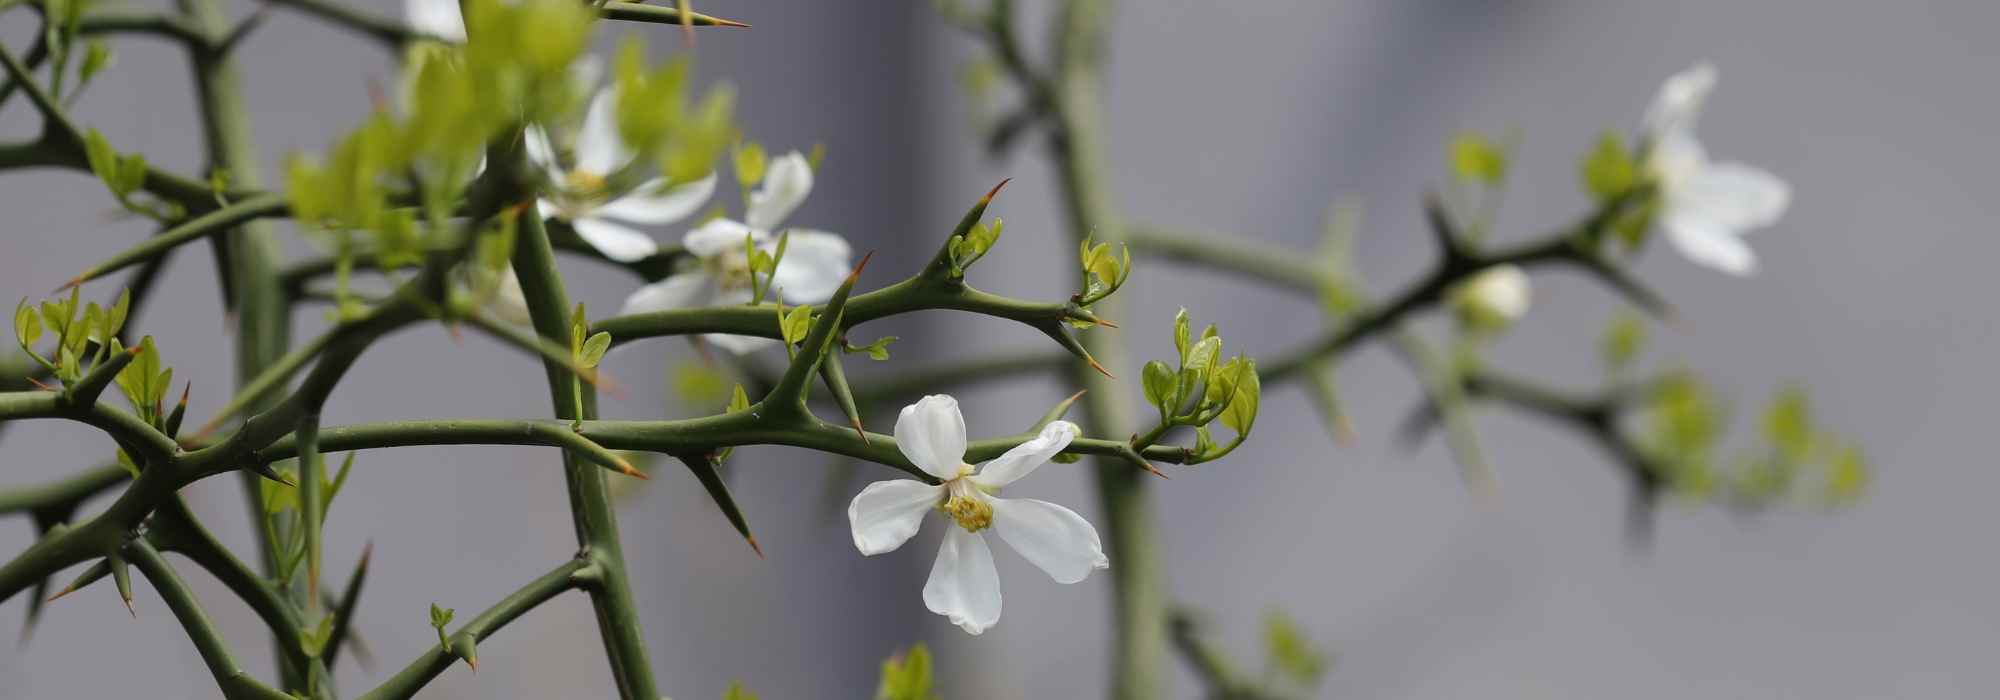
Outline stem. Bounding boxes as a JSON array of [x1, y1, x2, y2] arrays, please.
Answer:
[[1040, 1, 1167, 696], [511, 201, 661, 698], [175, 0, 299, 683], [124, 540, 294, 700], [356, 559, 592, 700]]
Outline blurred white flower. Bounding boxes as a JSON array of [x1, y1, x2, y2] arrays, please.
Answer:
[[618, 151, 851, 355], [527, 89, 718, 264], [1642, 63, 1792, 276], [847, 395, 1108, 635], [1455, 263, 1531, 325], [405, 0, 465, 42]]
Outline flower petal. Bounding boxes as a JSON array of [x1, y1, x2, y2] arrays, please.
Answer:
[[971, 421, 1078, 489], [746, 151, 813, 231], [405, 0, 466, 41], [524, 126, 567, 183], [1663, 210, 1758, 276], [1463, 264, 1531, 321], [619, 273, 716, 316], [768, 229, 853, 304], [682, 218, 763, 258], [895, 395, 968, 480], [989, 497, 1109, 584], [571, 217, 659, 263], [923, 528, 1002, 635], [597, 174, 717, 225], [574, 89, 630, 176], [847, 480, 944, 555], [1642, 62, 1716, 143], [485, 267, 534, 325], [1673, 161, 1791, 233], [702, 333, 779, 356], [699, 285, 779, 355]]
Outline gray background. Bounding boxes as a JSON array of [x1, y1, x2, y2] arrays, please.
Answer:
[[2, 0, 1992, 698]]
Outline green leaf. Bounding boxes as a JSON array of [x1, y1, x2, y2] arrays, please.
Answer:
[[1172, 308, 1190, 360], [77, 40, 112, 86], [733, 141, 768, 189], [1182, 335, 1221, 377], [1192, 426, 1217, 456], [83, 129, 122, 197], [722, 681, 760, 700], [1141, 360, 1176, 420], [780, 305, 813, 346], [846, 335, 898, 361], [105, 288, 130, 341], [1220, 359, 1261, 435], [1264, 610, 1329, 687], [429, 603, 455, 646], [114, 154, 149, 203], [1450, 131, 1507, 184], [1581, 130, 1637, 201], [580, 332, 612, 368], [874, 644, 936, 700], [569, 302, 589, 356], [14, 299, 42, 347], [1600, 312, 1645, 372], [322, 452, 356, 514], [300, 614, 334, 658], [1825, 445, 1868, 505], [1763, 386, 1814, 464]]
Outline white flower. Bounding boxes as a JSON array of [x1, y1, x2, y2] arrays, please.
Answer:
[[1455, 263, 1531, 323], [617, 151, 852, 355], [405, 0, 465, 42], [847, 395, 1109, 635], [1641, 63, 1792, 276], [526, 89, 718, 264]]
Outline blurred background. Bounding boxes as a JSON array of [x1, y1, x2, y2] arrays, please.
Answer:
[[3, 0, 1994, 697]]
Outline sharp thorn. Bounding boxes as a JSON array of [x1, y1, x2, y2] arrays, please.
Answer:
[[1091, 316, 1119, 329], [54, 276, 82, 294], [712, 16, 750, 28], [122, 597, 135, 618], [25, 377, 55, 392], [1086, 355, 1114, 379], [846, 250, 876, 283], [982, 178, 1012, 204], [746, 534, 764, 559]]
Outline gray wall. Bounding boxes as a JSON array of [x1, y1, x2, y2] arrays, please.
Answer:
[[4, 0, 1995, 698]]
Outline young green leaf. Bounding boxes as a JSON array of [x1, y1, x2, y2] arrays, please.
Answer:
[[1141, 360, 1176, 421], [1581, 130, 1637, 201], [580, 331, 613, 368], [1450, 131, 1507, 184], [780, 305, 813, 346], [874, 644, 937, 700], [14, 299, 42, 347], [734, 141, 768, 189], [1220, 360, 1261, 436]]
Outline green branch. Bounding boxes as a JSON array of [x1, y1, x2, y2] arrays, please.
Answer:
[[124, 539, 294, 700], [510, 177, 662, 699], [355, 558, 593, 700]]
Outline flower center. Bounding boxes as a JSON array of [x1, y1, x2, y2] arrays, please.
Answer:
[[707, 249, 755, 292], [552, 170, 613, 220], [939, 469, 992, 532], [565, 170, 609, 198]]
